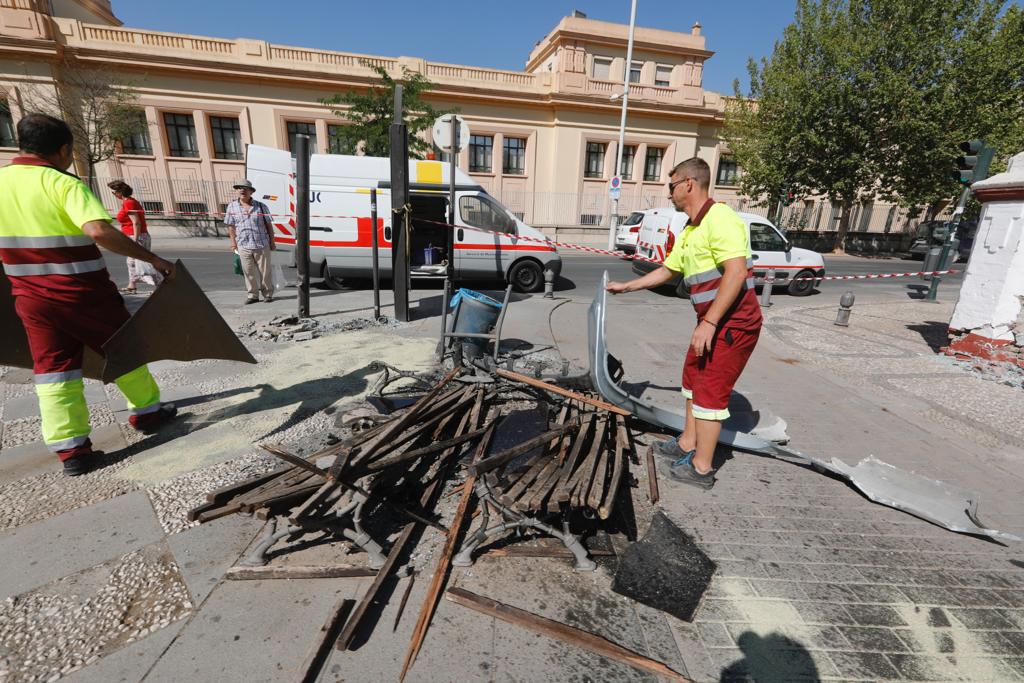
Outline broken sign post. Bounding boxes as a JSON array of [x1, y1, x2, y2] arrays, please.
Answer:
[[588, 271, 1021, 544]]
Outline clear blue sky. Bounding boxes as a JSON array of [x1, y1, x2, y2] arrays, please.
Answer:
[[113, 0, 795, 94]]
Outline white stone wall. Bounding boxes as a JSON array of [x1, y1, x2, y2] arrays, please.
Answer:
[[949, 152, 1024, 343]]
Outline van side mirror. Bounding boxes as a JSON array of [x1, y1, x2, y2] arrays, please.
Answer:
[[505, 216, 518, 234], [784, 240, 792, 253]]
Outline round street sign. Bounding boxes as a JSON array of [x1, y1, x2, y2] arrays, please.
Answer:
[[610, 176, 622, 190], [432, 114, 471, 153]]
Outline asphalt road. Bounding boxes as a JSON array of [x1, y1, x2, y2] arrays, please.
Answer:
[[103, 247, 965, 306]]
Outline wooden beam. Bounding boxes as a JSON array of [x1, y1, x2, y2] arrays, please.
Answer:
[[646, 444, 660, 504], [468, 419, 579, 476], [599, 415, 628, 520], [398, 403, 497, 681], [445, 588, 693, 683], [494, 368, 630, 416], [295, 597, 355, 683], [225, 565, 377, 581]]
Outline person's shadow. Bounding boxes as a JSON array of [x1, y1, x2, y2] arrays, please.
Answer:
[[720, 632, 821, 682]]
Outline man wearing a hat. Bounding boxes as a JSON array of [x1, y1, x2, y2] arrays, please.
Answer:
[[224, 179, 276, 304]]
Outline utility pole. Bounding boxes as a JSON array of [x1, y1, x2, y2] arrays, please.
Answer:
[[390, 85, 411, 322], [607, 0, 638, 252], [294, 134, 310, 317]]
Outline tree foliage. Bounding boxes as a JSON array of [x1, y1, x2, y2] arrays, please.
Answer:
[[24, 59, 144, 189], [321, 63, 450, 159], [724, 0, 1024, 252]]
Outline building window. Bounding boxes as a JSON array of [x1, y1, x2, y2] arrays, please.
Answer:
[[716, 155, 740, 186], [210, 116, 242, 160], [163, 112, 198, 158], [644, 147, 664, 182], [502, 137, 526, 175], [655, 65, 672, 87], [619, 145, 636, 180], [629, 61, 643, 83], [592, 57, 612, 80], [141, 201, 164, 214], [120, 110, 152, 155], [584, 142, 606, 178], [469, 135, 493, 172], [327, 124, 346, 154], [287, 121, 317, 156], [0, 100, 14, 148]]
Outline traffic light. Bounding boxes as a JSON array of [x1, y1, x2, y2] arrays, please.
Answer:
[[953, 140, 995, 185]]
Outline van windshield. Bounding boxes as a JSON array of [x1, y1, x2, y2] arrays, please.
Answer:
[[624, 212, 645, 226], [460, 194, 515, 233]]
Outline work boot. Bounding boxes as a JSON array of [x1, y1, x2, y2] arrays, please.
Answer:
[[655, 438, 694, 461], [666, 452, 716, 490], [129, 403, 178, 434], [58, 441, 98, 477]]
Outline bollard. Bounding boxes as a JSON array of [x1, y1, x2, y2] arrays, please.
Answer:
[[543, 266, 555, 299], [834, 290, 855, 326], [760, 268, 775, 308]]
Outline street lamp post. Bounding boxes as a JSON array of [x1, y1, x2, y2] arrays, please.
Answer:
[[607, 0, 638, 251]]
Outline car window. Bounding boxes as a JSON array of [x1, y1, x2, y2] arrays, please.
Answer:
[[749, 223, 786, 251], [624, 211, 645, 226], [460, 195, 513, 233]]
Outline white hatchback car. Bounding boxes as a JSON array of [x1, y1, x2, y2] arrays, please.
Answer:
[[614, 211, 646, 254], [631, 207, 826, 296]]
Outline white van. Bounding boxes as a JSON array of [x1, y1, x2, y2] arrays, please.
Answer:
[[632, 207, 825, 296], [245, 145, 561, 292]]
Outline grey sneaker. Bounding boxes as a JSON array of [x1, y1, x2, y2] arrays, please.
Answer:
[[666, 453, 716, 490], [655, 438, 695, 461]]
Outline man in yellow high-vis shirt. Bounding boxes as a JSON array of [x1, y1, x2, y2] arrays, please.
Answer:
[[607, 157, 763, 490], [0, 114, 178, 476]]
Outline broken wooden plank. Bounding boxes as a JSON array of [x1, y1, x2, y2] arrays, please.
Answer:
[[494, 368, 630, 416], [481, 545, 615, 559], [567, 416, 608, 508], [468, 419, 580, 477], [497, 454, 549, 508], [225, 565, 377, 581], [392, 571, 417, 632], [585, 427, 611, 511], [295, 597, 356, 683], [646, 444, 660, 504], [599, 415, 628, 520], [445, 587, 692, 683], [548, 413, 595, 511], [365, 423, 491, 472], [398, 404, 498, 681]]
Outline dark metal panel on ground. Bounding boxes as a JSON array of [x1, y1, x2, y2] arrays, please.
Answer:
[[100, 260, 256, 382]]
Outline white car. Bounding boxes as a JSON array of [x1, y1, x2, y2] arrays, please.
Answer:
[[614, 211, 646, 254], [632, 208, 825, 296]]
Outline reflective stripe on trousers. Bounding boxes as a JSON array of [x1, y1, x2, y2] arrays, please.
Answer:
[[34, 365, 161, 452], [689, 278, 757, 304]]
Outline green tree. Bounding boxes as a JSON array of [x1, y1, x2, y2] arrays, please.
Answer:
[[321, 62, 450, 159], [725, 0, 1024, 253], [725, 0, 878, 253]]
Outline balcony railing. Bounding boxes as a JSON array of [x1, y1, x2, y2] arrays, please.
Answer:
[[81, 25, 235, 56], [426, 63, 538, 88]]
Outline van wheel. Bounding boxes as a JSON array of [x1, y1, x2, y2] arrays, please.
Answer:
[[323, 269, 348, 291], [787, 269, 817, 296], [509, 260, 543, 293]]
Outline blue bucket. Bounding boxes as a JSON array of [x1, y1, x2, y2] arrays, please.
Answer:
[[449, 288, 503, 360]]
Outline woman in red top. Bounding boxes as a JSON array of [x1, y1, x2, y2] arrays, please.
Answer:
[[108, 180, 160, 293]]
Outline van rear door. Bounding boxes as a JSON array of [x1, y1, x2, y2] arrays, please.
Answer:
[[246, 145, 294, 256]]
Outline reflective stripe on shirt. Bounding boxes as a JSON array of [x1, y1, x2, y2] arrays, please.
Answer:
[[0, 235, 94, 249], [4, 258, 106, 276]]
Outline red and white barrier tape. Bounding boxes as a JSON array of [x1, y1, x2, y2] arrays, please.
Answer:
[[144, 208, 959, 282]]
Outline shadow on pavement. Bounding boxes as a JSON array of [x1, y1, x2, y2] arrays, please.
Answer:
[[719, 632, 821, 682], [906, 321, 949, 353]]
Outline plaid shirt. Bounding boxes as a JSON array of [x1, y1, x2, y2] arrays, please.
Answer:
[[224, 199, 272, 250]]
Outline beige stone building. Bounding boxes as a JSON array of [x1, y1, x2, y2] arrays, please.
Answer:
[[1, 0, 921, 239]]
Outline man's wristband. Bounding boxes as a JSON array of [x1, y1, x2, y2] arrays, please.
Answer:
[[702, 319, 719, 329]]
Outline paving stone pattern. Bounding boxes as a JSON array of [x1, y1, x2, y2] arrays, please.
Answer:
[[660, 453, 1024, 682]]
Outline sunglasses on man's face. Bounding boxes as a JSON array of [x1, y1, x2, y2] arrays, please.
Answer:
[[668, 177, 692, 194]]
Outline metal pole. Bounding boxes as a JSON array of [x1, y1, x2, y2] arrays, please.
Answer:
[[607, 0, 638, 252], [370, 188, 380, 320], [925, 185, 970, 302], [447, 115, 457, 287], [294, 134, 311, 317], [391, 85, 410, 322]]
